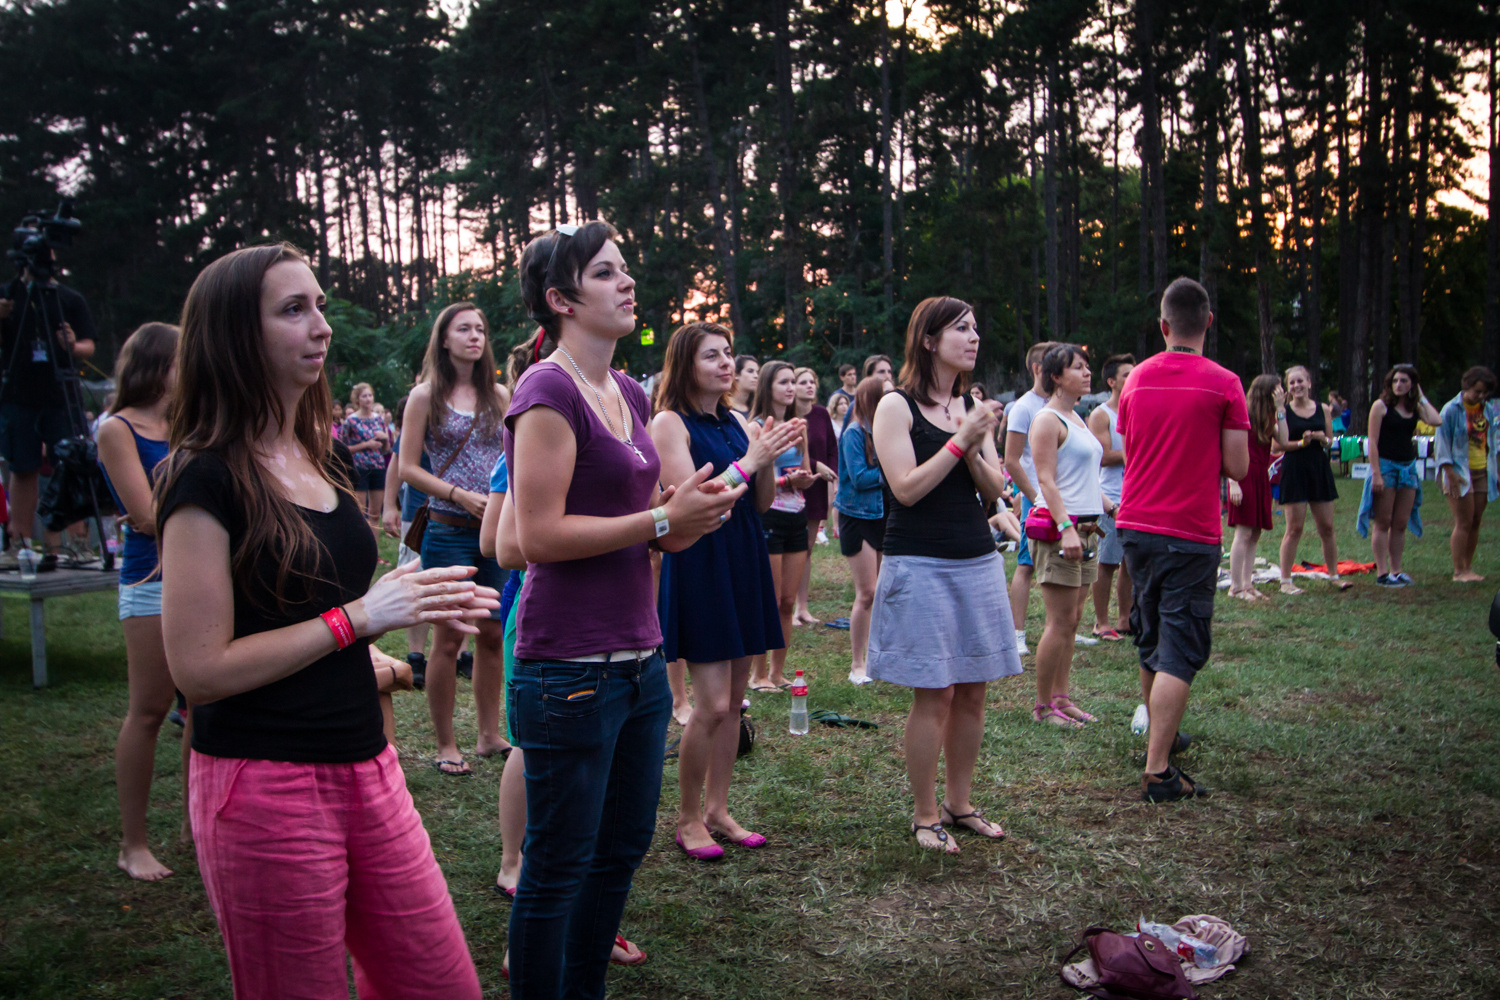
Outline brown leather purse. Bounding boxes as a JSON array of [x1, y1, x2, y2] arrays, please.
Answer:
[[403, 417, 477, 552]]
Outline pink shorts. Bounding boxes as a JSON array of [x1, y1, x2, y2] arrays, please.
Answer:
[[190, 745, 480, 1000]]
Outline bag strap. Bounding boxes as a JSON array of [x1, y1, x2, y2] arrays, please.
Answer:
[[428, 413, 478, 487]]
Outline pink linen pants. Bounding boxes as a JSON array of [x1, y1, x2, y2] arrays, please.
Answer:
[[190, 745, 480, 1000]]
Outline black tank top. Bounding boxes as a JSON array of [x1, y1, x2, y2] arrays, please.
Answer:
[[1376, 405, 1418, 462], [882, 390, 994, 560], [1284, 403, 1327, 459]]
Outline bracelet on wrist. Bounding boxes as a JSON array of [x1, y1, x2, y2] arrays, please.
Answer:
[[718, 463, 748, 489], [649, 505, 671, 538], [447, 484, 457, 502], [944, 439, 966, 459], [1056, 517, 1074, 532], [321, 607, 356, 650]]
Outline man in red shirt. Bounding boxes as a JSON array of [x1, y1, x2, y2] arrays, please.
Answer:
[[1116, 278, 1249, 802]]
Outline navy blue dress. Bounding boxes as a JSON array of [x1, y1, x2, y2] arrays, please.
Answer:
[[658, 405, 785, 662]]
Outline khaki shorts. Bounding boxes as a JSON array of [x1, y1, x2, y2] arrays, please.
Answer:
[[1030, 531, 1100, 588]]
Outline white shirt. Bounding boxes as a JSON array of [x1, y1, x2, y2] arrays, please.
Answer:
[[1006, 389, 1049, 491]]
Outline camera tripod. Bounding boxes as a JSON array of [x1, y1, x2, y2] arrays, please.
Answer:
[[3, 277, 114, 572]]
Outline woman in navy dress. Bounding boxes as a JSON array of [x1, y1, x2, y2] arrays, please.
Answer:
[[652, 322, 805, 859]]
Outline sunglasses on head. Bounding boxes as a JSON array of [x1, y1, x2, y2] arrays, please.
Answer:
[[544, 223, 582, 282]]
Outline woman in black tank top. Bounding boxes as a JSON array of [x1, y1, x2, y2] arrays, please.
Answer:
[[1275, 364, 1349, 593], [868, 297, 1023, 854], [1364, 365, 1442, 584]]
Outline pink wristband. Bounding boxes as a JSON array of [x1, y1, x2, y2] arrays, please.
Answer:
[[731, 460, 749, 482], [321, 607, 356, 650], [944, 439, 966, 459]]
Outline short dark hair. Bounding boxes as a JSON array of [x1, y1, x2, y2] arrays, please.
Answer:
[[1102, 353, 1136, 385], [734, 354, 758, 376], [1026, 340, 1058, 372], [519, 220, 620, 339], [1039, 343, 1086, 396], [1462, 366, 1498, 393], [838, 363, 855, 377], [1161, 277, 1212, 336]]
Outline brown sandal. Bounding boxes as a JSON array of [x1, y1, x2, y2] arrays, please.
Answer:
[[941, 802, 1006, 840]]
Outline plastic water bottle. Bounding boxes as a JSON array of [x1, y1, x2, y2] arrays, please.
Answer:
[[789, 670, 809, 735], [17, 548, 39, 582], [1131, 703, 1149, 735]]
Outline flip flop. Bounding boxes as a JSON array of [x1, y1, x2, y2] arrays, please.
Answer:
[[823, 617, 851, 630], [1092, 627, 1124, 641], [432, 758, 472, 777], [611, 933, 648, 967], [809, 709, 878, 729], [749, 684, 782, 694]]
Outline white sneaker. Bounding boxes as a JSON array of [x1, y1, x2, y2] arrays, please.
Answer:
[[1075, 633, 1100, 647], [816, 529, 829, 545], [1015, 631, 1029, 655], [847, 671, 874, 686]]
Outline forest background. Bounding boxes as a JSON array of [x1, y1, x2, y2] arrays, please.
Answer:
[[2, 0, 1497, 430]]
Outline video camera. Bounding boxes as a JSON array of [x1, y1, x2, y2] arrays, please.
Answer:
[[9, 200, 80, 282]]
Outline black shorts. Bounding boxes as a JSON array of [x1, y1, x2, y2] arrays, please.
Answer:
[[354, 466, 387, 492], [838, 511, 885, 557], [762, 507, 810, 555], [1120, 529, 1220, 685]]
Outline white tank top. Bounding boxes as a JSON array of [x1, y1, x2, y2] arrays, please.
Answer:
[[1098, 402, 1124, 501], [1036, 408, 1103, 517]]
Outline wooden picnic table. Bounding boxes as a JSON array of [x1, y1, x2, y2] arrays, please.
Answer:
[[0, 566, 119, 688]]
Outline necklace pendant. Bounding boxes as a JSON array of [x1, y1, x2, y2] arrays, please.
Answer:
[[631, 444, 647, 464]]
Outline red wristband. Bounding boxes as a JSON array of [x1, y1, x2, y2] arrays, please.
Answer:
[[321, 607, 356, 649], [944, 439, 966, 459]]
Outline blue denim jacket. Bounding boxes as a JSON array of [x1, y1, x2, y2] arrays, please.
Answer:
[[834, 423, 884, 520], [1434, 392, 1500, 501]]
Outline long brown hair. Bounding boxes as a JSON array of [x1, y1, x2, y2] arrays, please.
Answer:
[[1247, 374, 1280, 445], [897, 296, 972, 405], [420, 302, 504, 434], [654, 322, 733, 415], [1379, 364, 1422, 412], [109, 322, 178, 413], [852, 375, 886, 466], [750, 360, 797, 423], [153, 243, 344, 611]]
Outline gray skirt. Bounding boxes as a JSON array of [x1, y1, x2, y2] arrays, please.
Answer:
[[867, 551, 1024, 689]]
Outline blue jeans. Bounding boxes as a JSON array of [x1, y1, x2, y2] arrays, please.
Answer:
[[507, 650, 670, 1000]]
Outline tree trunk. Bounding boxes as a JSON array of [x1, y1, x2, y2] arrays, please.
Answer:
[[684, 5, 746, 342], [1044, 60, 1061, 338], [1307, 89, 1327, 384], [1136, 0, 1168, 356], [1405, 50, 1432, 365], [773, 0, 804, 347], [1484, 22, 1500, 369], [880, 5, 896, 342], [1198, 32, 1222, 359], [1232, 17, 1275, 374]]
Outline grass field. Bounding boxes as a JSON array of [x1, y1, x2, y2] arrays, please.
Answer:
[[2, 488, 1498, 999]]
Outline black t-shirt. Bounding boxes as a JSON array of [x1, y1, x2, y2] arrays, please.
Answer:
[[158, 446, 385, 763], [0, 280, 97, 408], [882, 390, 995, 560]]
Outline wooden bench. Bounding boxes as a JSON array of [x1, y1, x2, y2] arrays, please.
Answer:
[[0, 567, 119, 688]]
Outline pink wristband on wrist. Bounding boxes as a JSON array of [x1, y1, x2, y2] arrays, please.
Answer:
[[731, 460, 749, 482], [944, 439, 966, 459], [321, 607, 356, 650]]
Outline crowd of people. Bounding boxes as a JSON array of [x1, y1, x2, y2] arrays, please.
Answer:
[[4, 216, 1496, 998]]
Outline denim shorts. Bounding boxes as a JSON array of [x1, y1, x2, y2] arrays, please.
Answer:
[[1380, 458, 1421, 491], [353, 465, 386, 492], [118, 579, 164, 620], [1016, 495, 1035, 567], [1097, 505, 1124, 565], [419, 522, 506, 619]]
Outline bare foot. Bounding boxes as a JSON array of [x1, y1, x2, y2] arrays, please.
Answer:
[[912, 822, 960, 854], [1230, 587, 1258, 602], [612, 936, 646, 965], [675, 818, 716, 852], [118, 846, 173, 881], [704, 812, 757, 844], [793, 610, 820, 626], [1454, 571, 1486, 582], [474, 738, 511, 759], [768, 672, 790, 688], [672, 703, 693, 726], [494, 867, 519, 896]]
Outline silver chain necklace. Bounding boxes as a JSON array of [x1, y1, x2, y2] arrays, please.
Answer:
[[557, 347, 646, 464]]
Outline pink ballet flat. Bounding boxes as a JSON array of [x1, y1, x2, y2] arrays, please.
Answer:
[[716, 830, 768, 849], [674, 831, 725, 861]]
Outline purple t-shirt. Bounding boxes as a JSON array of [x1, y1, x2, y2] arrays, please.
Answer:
[[503, 362, 663, 660]]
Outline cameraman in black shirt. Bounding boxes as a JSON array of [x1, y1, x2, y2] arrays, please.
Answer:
[[0, 265, 97, 569]]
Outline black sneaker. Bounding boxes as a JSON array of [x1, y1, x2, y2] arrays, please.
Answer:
[[1141, 765, 1209, 803], [407, 652, 427, 691], [457, 650, 474, 681], [1376, 573, 1401, 588], [37, 552, 58, 573]]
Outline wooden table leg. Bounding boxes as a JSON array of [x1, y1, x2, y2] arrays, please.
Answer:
[[30, 597, 47, 688]]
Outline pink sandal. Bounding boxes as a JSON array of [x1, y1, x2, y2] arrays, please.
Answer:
[[1033, 703, 1083, 728], [1051, 695, 1097, 724]]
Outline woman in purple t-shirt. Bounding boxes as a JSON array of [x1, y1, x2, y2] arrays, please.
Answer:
[[502, 221, 743, 998]]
